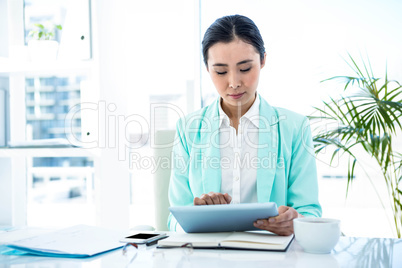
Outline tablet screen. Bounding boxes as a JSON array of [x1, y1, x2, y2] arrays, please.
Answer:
[[169, 202, 278, 233]]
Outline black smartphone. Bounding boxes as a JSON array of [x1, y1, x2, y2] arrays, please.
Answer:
[[119, 232, 167, 244]]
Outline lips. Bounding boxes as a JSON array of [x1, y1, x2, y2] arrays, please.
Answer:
[[228, 92, 245, 99]]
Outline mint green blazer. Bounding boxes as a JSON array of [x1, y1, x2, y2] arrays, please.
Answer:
[[168, 94, 322, 231]]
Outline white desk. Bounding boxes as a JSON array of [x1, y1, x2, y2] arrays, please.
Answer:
[[0, 236, 401, 267]]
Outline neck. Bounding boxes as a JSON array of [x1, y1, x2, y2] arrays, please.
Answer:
[[221, 94, 256, 121]]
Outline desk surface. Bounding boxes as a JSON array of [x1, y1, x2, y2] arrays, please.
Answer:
[[1, 235, 401, 268]]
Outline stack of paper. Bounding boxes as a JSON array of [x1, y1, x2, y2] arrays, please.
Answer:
[[3, 225, 126, 258]]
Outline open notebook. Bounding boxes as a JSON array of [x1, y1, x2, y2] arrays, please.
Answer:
[[158, 231, 294, 252]]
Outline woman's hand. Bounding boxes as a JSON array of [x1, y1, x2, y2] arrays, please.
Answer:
[[193, 192, 232, 205], [253, 205, 302, 236]]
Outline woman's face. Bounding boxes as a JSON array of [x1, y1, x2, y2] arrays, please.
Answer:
[[207, 39, 266, 113]]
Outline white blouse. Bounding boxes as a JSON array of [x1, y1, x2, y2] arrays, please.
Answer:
[[218, 96, 260, 204]]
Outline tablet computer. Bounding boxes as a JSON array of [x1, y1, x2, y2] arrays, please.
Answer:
[[169, 203, 278, 233]]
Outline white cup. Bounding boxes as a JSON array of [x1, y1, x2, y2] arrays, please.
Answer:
[[293, 218, 340, 254]]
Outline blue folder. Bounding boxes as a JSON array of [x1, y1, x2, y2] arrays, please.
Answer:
[[169, 203, 278, 233]]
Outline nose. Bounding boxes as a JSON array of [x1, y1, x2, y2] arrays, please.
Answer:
[[228, 72, 241, 89]]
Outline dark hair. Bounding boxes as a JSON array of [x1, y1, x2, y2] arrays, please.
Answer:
[[202, 15, 265, 66]]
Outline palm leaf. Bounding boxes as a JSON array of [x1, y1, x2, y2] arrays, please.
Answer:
[[312, 106, 338, 121], [349, 103, 377, 128], [321, 76, 362, 91], [312, 54, 402, 237], [323, 98, 347, 124], [380, 81, 402, 100], [308, 115, 334, 121], [387, 87, 402, 101], [383, 63, 388, 96], [395, 153, 402, 172], [395, 196, 402, 210], [347, 158, 357, 196], [384, 137, 392, 172], [380, 102, 402, 131], [331, 97, 351, 124], [380, 135, 392, 172]]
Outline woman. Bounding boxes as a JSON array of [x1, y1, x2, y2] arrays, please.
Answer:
[[168, 15, 321, 236]]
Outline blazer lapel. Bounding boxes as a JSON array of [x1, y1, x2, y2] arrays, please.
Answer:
[[200, 99, 221, 193], [257, 95, 279, 202]]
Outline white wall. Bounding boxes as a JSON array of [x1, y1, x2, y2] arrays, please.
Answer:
[[0, 0, 8, 57], [200, 0, 402, 116]]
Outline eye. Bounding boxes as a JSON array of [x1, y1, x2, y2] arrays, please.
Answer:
[[240, 67, 251, 72], [216, 71, 227, 75]]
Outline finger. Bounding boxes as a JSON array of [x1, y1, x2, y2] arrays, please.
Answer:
[[271, 213, 291, 224], [193, 197, 206, 206], [278, 205, 289, 214], [253, 220, 294, 235], [266, 217, 295, 230], [254, 219, 292, 228], [218, 194, 227, 204], [253, 219, 269, 228], [271, 219, 294, 235], [273, 206, 290, 222], [255, 215, 293, 229], [208, 192, 221, 204], [223, 193, 232, 203], [271, 206, 295, 223], [201, 194, 214, 205]]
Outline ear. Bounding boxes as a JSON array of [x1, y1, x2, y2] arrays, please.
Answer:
[[260, 52, 267, 69]]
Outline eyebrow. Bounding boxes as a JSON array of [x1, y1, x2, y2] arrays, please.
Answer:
[[212, 59, 253, 67]]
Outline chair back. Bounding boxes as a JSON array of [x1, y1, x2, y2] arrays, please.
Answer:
[[153, 130, 176, 231]]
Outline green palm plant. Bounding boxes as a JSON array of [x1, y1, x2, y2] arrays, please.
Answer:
[[309, 54, 402, 238]]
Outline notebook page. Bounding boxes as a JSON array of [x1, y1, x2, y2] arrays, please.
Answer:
[[158, 232, 232, 247], [223, 231, 293, 245]]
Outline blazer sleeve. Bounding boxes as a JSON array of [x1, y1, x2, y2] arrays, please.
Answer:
[[167, 118, 194, 231], [287, 117, 322, 217]]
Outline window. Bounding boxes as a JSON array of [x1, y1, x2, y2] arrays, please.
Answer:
[[22, 0, 94, 227], [0, 0, 95, 228], [25, 75, 85, 140]]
